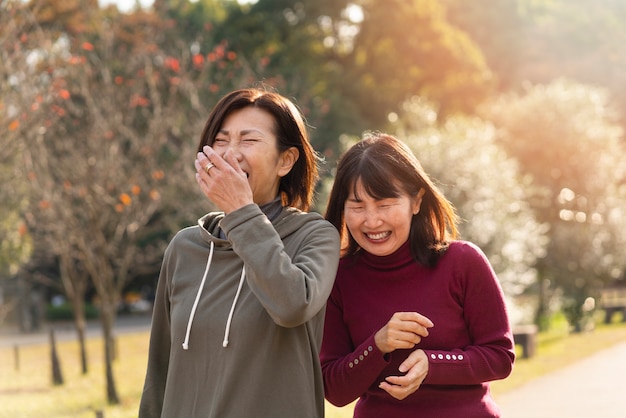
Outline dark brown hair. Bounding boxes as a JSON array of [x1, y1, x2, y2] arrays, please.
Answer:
[[197, 88, 319, 211], [325, 132, 459, 266]]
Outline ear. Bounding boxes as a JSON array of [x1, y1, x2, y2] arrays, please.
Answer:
[[412, 188, 426, 215], [278, 146, 299, 177]]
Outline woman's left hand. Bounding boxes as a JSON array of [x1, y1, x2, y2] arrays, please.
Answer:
[[379, 349, 429, 400]]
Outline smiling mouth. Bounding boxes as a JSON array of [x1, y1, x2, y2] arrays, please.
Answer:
[[365, 231, 391, 241]]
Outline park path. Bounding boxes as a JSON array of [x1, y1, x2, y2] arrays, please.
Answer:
[[495, 339, 626, 417]]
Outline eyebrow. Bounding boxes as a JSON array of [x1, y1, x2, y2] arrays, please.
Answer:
[[218, 128, 266, 136]]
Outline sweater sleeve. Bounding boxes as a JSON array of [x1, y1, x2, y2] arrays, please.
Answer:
[[320, 286, 390, 407], [220, 204, 340, 328], [138, 241, 174, 418], [422, 242, 515, 386]]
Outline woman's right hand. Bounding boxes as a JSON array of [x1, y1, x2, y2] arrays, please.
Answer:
[[195, 146, 253, 214], [374, 312, 434, 354]]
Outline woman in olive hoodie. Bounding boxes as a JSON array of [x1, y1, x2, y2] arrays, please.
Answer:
[[139, 88, 340, 418]]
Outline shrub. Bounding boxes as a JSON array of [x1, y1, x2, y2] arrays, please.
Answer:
[[45, 303, 99, 321]]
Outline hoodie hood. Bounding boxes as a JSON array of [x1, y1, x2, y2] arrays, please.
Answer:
[[182, 203, 315, 351]]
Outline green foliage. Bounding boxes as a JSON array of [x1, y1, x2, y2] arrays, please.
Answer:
[[0, 211, 32, 278], [346, 0, 493, 124], [444, 0, 626, 120], [482, 79, 626, 329], [45, 302, 99, 321]]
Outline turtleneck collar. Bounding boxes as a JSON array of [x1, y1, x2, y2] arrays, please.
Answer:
[[355, 240, 416, 271], [259, 196, 283, 223], [215, 196, 283, 239]]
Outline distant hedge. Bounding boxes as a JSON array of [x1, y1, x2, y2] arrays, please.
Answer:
[[46, 303, 99, 321]]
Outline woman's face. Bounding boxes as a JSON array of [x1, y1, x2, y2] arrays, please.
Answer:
[[213, 106, 296, 205], [344, 179, 423, 257]]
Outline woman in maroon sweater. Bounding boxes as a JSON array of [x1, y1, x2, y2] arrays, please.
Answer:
[[321, 133, 515, 417]]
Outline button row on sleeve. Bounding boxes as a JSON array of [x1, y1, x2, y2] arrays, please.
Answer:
[[348, 345, 374, 368], [429, 353, 464, 361]]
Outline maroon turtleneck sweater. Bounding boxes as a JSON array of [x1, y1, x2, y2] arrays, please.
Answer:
[[321, 240, 515, 418]]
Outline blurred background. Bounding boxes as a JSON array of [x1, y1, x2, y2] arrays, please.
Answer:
[[1, 0, 625, 407]]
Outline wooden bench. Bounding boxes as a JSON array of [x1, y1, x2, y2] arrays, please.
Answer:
[[600, 288, 626, 324], [513, 324, 538, 359]]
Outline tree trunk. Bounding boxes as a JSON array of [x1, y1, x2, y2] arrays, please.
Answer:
[[50, 329, 64, 386], [71, 297, 89, 374], [534, 263, 551, 331], [100, 300, 119, 405]]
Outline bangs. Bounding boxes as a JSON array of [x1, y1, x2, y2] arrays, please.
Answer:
[[351, 159, 402, 201]]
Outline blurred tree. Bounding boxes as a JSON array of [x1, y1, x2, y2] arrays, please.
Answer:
[[3, 0, 257, 404], [0, 0, 38, 326], [515, 0, 626, 118], [444, 0, 626, 130], [442, 0, 527, 92], [345, 0, 493, 125], [482, 79, 626, 331]]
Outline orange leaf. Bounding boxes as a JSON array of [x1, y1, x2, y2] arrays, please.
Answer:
[[192, 54, 204, 68], [164, 57, 180, 72], [9, 120, 19, 131], [131, 185, 141, 195], [119, 193, 132, 206]]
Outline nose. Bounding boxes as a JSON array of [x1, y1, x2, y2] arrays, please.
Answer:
[[221, 143, 243, 161], [363, 208, 383, 228]]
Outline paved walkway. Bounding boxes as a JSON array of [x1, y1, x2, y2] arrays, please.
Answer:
[[495, 340, 626, 417]]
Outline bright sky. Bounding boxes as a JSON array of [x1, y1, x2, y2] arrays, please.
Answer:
[[98, 0, 257, 13], [98, 0, 154, 12]]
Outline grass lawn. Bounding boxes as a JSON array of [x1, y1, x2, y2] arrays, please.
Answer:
[[1, 317, 625, 418]]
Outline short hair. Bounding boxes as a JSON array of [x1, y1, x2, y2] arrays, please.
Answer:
[[325, 132, 459, 266], [198, 88, 319, 211]]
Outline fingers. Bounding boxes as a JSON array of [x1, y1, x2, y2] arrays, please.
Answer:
[[197, 146, 244, 173], [394, 312, 434, 334], [375, 312, 434, 353], [379, 349, 429, 400], [398, 348, 428, 373]]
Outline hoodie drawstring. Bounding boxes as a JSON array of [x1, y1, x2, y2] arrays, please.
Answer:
[[182, 241, 214, 350], [182, 240, 246, 350], [223, 268, 245, 348]]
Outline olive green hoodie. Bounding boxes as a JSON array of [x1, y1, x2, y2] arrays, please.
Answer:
[[139, 203, 340, 418]]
